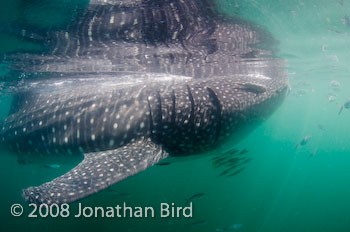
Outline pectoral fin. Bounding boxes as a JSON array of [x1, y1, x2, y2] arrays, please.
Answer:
[[22, 139, 168, 204]]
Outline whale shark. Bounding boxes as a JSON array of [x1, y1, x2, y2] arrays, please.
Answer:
[[0, 0, 288, 204]]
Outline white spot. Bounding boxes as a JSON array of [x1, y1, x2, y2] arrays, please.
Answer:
[[113, 123, 118, 129], [140, 122, 145, 129], [53, 137, 56, 143], [23, 128, 26, 132], [39, 121, 43, 126], [172, 31, 178, 40], [64, 125, 67, 130], [90, 118, 94, 124], [64, 137, 68, 143], [110, 15, 115, 24], [91, 134, 96, 141]]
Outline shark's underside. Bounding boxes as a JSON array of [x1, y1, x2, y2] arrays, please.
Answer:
[[0, 0, 288, 204]]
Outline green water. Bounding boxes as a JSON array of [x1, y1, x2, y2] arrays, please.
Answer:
[[1, 0, 350, 231]]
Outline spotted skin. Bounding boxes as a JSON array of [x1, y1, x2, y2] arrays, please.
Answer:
[[4, 0, 273, 79], [0, 0, 288, 204], [22, 138, 168, 204], [1, 73, 287, 204]]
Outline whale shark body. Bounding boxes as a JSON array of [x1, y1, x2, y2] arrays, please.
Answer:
[[0, 0, 288, 204]]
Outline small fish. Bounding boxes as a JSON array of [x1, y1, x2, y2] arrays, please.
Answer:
[[219, 168, 233, 176], [241, 157, 251, 165], [212, 149, 238, 161], [338, 105, 344, 115], [345, 100, 350, 108], [295, 135, 312, 148], [238, 83, 267, 94], [185, 193, 205, 204], [213, 161, 226, 168], [329, 80, 341, 89], [156, 162, 171, 166], [216, 224, 243, 232], [238, 149, 248, 155], [213, 149, 242, 166], [225, 149, 239, 156], [215, 160, 239, 168], [227, 167, 245, 177], [220, 165, 245, 177], [213, 156, 231, 164], [190, 220, 207, 226], [43, 164, 61, 169], [338, 100, 350, 115], [328, 95, 336, 102], [213, 147, 250, 176], [224, 157, 241, 163], [308, 148, 318, 158]]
